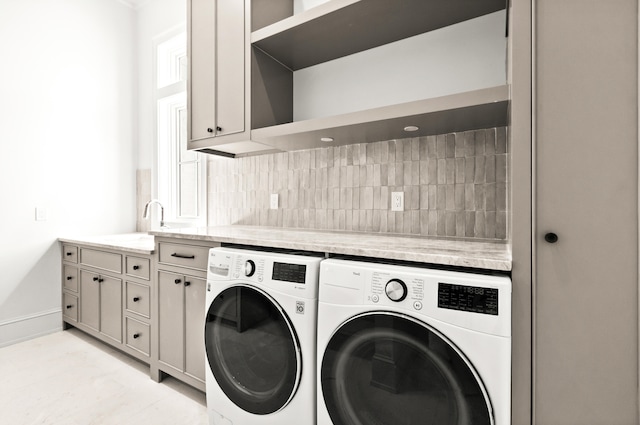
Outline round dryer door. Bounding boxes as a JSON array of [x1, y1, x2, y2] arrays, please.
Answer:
[[321, 312, 493, 425], [205, 285, 302, 415]]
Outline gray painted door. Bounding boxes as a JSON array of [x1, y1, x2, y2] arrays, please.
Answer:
[[535, 0, 638, 423]]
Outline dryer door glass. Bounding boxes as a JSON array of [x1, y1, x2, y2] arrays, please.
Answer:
[[321, 313, 492, 425], [205, 286, 301, 415]]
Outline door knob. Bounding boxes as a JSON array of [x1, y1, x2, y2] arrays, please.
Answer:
[[544, 232, 559, 243]]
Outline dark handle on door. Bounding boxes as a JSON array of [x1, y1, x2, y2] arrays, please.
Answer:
[[133, 333, 140, 339], [175, 278, 182, 284], [98, 278, 104, 283], [133, 265, 140, 270], [67, 276, 73, 280], [544, 233, 559, 243], [93, 277, 99, 282], [207, 127, 214, 133], [66, 305, 73, 309], [171, 253, 195, 259], [184, 281, 190, 287], [133, 297, 140, 302], [66, 252, 72, 256], [216, 126, 222, 132]]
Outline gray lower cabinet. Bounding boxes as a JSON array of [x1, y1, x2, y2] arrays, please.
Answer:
[[61, 238, 216, 393], [158, 271, 206, 383], [61, 243, 154, 366], [155, 237, 218, 391], [79, 270, 122, 343]]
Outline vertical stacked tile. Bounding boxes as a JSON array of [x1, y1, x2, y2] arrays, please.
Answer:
[[207, 126, 509, 241]]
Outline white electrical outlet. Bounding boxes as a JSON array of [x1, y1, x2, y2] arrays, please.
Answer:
[[391, 192, 404, 211], [270, 193, 279, 209], [35, 207, 48, 221]]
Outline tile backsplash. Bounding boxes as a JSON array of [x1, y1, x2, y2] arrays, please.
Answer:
[[208, 127, 509, 240]]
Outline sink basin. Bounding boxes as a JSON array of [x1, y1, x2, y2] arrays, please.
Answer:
[[101, 233, 154, 243]]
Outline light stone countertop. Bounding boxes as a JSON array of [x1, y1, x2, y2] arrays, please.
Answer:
[[150, 226, 512, 271], [58, 233, 155, 255]]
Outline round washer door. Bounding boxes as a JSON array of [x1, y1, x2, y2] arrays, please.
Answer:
[[205, 285, 302, 415], [321, 312, 493, 425]]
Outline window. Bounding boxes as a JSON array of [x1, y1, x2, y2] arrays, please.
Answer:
[[155, 30, 206, 228]]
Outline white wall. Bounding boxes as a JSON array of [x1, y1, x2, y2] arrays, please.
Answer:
[[0, 0, 137, 346]]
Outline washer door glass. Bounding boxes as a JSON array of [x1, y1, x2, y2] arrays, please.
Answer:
[[321, 313, 492, 425], [205, 286, 301, 415]]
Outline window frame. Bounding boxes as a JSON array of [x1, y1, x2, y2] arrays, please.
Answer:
[[152, 26, 206, 229]]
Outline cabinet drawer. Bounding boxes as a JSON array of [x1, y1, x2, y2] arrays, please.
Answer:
[[63, 293, 78, 322], [126, 281, 150, 318], [126, 256, 150, 280], [62, 245, 78, 263], [80, 248, 122, 273], [63, 266, 78, 292], [158, 242, 210, 271], [125, 317, 150, 357]]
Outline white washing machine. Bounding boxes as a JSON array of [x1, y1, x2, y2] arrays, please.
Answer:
[[205, 247, 322, 425], [317, 259, 511, 425]]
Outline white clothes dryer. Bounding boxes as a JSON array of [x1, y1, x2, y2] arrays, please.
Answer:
[[317, 259, 511, 425], [205, 247, 322, 425]]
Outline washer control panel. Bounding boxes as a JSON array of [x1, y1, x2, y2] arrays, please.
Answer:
[[208, 247, 322, 298], [367, 272, 425, 311]]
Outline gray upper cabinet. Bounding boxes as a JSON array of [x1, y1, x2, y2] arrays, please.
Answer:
[[189, 0, 509, 157], [188, 0, 277, 156]]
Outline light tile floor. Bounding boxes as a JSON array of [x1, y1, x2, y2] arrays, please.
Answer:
[[0, 328, 208, 425]]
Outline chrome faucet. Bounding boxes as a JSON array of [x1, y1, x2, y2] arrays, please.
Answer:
[[143, 199, 165, 228]]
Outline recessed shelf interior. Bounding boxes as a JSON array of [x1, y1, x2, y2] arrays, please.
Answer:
[[252, 0, 507, 70], [246, 0, 510, 154]]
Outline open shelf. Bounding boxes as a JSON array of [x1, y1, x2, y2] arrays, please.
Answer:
[[251, 0, 507, 71], [251, 85, 509, 151]]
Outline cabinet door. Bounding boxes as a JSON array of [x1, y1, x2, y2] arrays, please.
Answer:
[[535, 0, 638, 423], [158, 271, 185, 370], [100, 275, 122, 343], [215, 0, 245, 137], [80, 270, 100, 332], [184, 276, 206, 381], [189, 0, 216, 142], [189, 0, 245, 143]]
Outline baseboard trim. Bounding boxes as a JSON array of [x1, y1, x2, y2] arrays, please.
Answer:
[[0, 308, 62, 348]]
